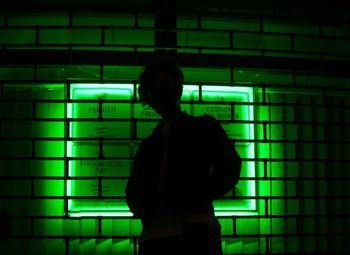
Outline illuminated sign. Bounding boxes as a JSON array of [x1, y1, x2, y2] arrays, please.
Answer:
[[67, 84, 256, 217]]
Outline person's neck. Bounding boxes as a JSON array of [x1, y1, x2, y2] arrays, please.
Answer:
[[161, 106, 182, 122]]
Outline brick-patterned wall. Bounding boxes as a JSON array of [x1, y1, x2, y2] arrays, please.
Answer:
[[0, 5, 350, 255]]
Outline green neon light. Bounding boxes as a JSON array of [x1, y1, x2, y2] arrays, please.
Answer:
[[199, 86, 256, 213], [67, 84, 257, 217], [70, 83, 134, 100], [69, 211, 133, 217]]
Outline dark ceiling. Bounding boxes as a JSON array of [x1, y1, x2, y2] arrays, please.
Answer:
[[1, 0, 348, 24]]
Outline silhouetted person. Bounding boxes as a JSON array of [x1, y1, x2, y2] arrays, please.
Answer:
[[125, 56, 241, 255]]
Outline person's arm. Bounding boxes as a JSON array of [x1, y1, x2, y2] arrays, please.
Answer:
[[205, 115, 242, 200], [125, 145, 145, 218]]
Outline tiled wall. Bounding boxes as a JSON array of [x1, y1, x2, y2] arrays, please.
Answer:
[[1, 9, 350, 255]]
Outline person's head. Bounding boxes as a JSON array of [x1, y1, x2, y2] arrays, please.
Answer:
[[138, 56, 184, 118]]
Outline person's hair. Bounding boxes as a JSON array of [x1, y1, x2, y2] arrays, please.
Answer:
[[138, 56, 184, 104]]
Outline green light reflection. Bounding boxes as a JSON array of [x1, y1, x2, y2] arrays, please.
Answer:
[[67, 83, 257, 217]]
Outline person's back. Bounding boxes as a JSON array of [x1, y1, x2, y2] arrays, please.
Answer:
[[125, 56, 242, 255]]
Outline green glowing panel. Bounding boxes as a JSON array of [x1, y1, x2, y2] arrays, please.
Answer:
[[67, 84, 256, 217], [192, 86, 256, 216]]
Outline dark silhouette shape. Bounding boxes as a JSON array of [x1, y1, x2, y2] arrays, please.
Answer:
[[0, 206, 12, 243], [125, 56, 241, 255]]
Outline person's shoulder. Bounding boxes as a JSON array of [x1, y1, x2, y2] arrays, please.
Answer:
[[184, 114, 221, 132], [192, 113, 220, 125], [139, 135, 154, 147], [134, 135, 153, 152]]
